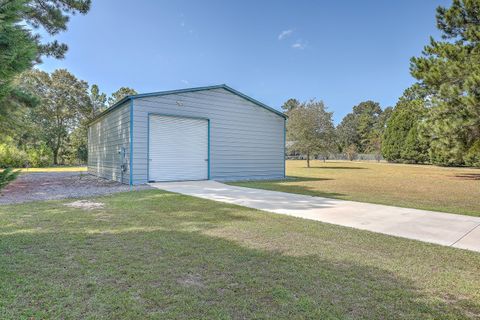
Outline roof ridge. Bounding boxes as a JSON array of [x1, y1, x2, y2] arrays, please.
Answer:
[[89, 84, 286, 125]]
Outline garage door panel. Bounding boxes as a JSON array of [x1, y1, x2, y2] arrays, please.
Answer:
[[149, 116, 208, 181]]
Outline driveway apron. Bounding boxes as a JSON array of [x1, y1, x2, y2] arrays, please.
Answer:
[[150, 180, 480, 253]]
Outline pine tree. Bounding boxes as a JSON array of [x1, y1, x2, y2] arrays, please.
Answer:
[[336, 101, 385, 153], [108, 87, 138, 106], [382, 87, 429, 162], [0, 1, 38, 126], [0, 0, 91, 131], [410, 0, 480, 166], [401, 124, 430, 163]]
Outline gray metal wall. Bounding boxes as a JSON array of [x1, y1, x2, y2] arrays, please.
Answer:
[[87, 100, 131, 184], [132, 88, 285, 184]]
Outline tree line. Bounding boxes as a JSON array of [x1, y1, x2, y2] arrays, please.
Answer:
[[286, 0, 480, 168], [0, 0, 138, 167], [1, 0, 479, 169], [283, 99, 391, 166], [2, 68, 137, 167]]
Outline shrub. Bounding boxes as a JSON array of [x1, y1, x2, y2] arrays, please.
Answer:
[[0, 168, 20, 190], [464, 140, 480, 167], [0, 144, 28, 168], [27, 144, 53, 167]]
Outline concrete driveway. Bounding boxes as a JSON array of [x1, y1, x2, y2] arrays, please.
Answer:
[[150, 180, 480, 253]]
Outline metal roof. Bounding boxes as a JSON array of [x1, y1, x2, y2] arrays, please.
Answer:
[[89, 84, 286, 124]]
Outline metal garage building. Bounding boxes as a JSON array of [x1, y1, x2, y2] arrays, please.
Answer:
[[87, 84, 286, 185]]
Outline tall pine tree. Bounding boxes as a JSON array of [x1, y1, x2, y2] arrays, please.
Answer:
[[0, 0, 91, 132], [410, 0, 480, 166]]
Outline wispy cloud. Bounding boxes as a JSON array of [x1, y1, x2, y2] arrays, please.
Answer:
[[181, 79, 189, 85], [278, 29, 293, 40], [292, 40, 307, 50]]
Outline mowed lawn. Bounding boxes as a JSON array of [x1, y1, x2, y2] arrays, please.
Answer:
[[231, 160, 480, 217], [1, 190, 479, 319], [18, 166, 87, 172]]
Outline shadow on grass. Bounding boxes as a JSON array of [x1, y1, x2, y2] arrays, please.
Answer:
[[455, 173, 480, 181], [0, 228, 477, 319], [0, 190, 478, 318], [302, 166, 368, 170], [285, 176, 333, 182]]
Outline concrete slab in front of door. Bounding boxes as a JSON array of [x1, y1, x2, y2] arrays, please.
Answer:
[[149, 180, 480, 253]]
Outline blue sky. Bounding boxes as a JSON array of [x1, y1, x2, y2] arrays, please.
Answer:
[[39, 0, 449, 123]]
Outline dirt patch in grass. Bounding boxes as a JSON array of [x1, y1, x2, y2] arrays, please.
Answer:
[[65, 200, 105, 210], [177, 274, 205, 288]]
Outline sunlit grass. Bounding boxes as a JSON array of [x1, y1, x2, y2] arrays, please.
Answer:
[[231, 160, 480, 216], [0, 190, 479, 319], [17, 166, 87, 172]]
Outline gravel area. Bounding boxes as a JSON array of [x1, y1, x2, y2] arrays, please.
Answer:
[[0, 172, 151, 205]]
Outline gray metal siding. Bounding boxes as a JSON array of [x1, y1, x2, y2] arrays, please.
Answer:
[[132, 88, 284, 184], [88, 101, 131, 184]]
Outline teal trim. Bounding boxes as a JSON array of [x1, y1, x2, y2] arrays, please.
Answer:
[[129, 98, 134, 187], [207, 120, 211, 180], [283, 118, 286, 179], [88, 84, 286, 125], [147, 113, 151, 182], [146, 113, 210, 182]]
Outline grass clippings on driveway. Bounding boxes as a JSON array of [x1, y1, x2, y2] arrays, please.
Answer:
[[0, 190, 479, 319], [230, 160, 480, 217]]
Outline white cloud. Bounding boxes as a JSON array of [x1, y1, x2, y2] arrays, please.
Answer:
[[292, 40, 307, 50], [181, 79, 189, 85], [278, 29, 293, 40]]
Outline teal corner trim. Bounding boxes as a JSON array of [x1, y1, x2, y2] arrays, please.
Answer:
[[129, 98, 134, 187], [208, 120, 211, 180], [147, 114, 150, 182], [283, 119, 286, 179]]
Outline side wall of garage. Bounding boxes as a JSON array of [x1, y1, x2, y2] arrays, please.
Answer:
[[131, 88, 285, 184], [87, 100, 131, 184]]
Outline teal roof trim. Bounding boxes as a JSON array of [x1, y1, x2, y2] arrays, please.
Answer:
[[88, 84, 286, 125]]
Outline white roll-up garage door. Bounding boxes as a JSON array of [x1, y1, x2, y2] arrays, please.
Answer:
[[148, 115, 208, 182]]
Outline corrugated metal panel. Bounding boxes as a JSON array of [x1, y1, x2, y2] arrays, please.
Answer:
[[149, 115, 208, 181], [88, 84, 285, 125], [131, 88, 284, 184], [87, 101, 130, 184]]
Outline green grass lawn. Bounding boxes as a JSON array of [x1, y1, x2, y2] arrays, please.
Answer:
[[1, 166, 86, 173], [17, 166, 87, 172], [1, 190, 479, 319], [231, 160, 480, 217]]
